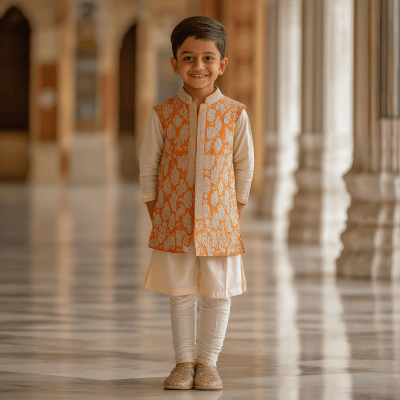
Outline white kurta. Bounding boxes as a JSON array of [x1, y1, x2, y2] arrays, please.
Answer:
[[139, 94, 254, 298]]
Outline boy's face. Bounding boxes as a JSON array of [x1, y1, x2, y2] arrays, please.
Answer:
[[170, 36, 228, 97]]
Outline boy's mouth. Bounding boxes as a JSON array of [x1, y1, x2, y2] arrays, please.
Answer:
[[190, 74, 208, 78]]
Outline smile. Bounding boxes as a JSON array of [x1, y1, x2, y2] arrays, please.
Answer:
[[190, 74, 208, 77]]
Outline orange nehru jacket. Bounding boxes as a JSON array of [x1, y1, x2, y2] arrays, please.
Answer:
[[149, 88, 247, 256]]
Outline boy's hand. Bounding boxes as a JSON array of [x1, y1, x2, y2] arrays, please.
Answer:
[[146, 200, 156, 221], [237, 202, 245, 220]]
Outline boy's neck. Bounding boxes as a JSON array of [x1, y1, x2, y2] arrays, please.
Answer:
[[183, 83, 217, 107]]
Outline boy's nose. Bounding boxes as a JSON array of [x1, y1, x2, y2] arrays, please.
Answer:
[[193, 59, 204, 70]]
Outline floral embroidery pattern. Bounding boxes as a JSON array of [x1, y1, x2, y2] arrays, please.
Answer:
[[194, 97, 245, 256], [149, 97, 194, 252], [148, 92, 246, 256]]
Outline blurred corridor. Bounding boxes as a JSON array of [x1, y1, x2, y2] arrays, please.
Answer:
[[1, 0, 400, 398], [1, 184, 400, 398]]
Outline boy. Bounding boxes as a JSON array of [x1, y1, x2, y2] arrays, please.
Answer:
[[139, 16, 254, 390]]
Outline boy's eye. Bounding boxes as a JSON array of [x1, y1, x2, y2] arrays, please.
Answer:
[[182, 56, 214, 61]]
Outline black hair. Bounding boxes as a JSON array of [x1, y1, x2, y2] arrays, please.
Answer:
[[171, 16, 227, 60]]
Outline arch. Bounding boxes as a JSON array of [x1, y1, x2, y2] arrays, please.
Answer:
[[0, 6, 31, 182], [0, 2, 38, 30], [115, 17, 139, 51], [118, 23, 139, 181]]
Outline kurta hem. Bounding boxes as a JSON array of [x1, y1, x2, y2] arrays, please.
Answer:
[[141, 251, 247, 299], [142, 280, 245, 299], [142, 280, 199, 297], [198, 285, 245, 299]]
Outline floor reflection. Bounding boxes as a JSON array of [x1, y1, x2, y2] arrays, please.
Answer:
[[274, 245, 300, 400], [0, 184, 399, 399], [393, 280, 400, 375], [322, 276, 351, 400]]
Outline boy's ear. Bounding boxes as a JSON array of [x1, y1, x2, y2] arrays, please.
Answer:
[[218, 57, 228, 75], [170, 57, 179, 75]]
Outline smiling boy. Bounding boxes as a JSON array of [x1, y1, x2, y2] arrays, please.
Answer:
[[139, 16, 254, 390], [170, 36, 227, 107]]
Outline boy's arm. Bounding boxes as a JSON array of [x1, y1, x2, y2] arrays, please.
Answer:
[[233, 109, 255, 218], [139, 109, 164, 214]]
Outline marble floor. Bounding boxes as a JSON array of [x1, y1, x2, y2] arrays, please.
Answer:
[[0, 184, 400, 399]]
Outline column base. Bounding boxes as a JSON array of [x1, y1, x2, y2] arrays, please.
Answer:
[[118, 134, 140, 182], [288, 129, 351, 247], [257, 130, 298, 244], [337, 173, 400, 280], [69, 132, 109, 184], [0, 132, 30, 183], [30, 141, 61, 184], [288, 168, 323, 243]]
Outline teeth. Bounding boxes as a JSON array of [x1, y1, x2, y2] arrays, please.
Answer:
[[191, 75, 207, 77]]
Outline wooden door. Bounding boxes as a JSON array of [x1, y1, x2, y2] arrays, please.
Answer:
[[0, 7, 30, 182], [119, 24, 138, 181]]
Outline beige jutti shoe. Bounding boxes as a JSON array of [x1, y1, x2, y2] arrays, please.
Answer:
[[194, 364, 223, 390], [164, 363, 196, 390]]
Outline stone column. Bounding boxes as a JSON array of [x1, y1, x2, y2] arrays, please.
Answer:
[[135, 5, 156, 156], [68, 1, 107, 184], [257, 0, 301, 243], [223, 0, 265, 194], [337, 0, 400, 280], [288, 0, 324, 243], [29, 2, 62, 183], [59, 0, 74, 182], [288, 0, 353, 258], [100, 0, 118, 185]]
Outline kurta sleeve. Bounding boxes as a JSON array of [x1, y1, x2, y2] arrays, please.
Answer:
[[139, 108, 165, 203], [233, 109, 254, 204]]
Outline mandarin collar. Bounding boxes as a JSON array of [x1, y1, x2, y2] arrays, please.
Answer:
[[178, 86, 224, 105]]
